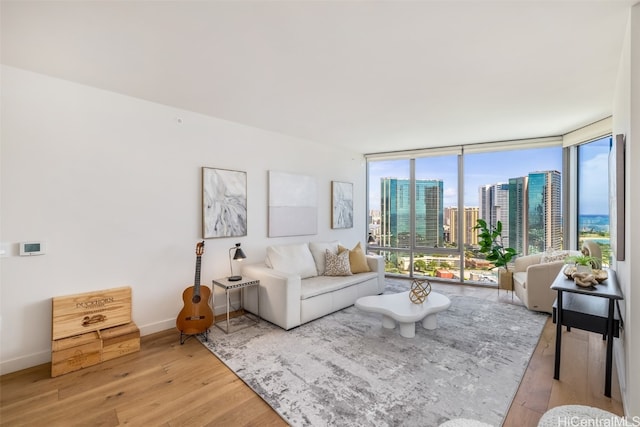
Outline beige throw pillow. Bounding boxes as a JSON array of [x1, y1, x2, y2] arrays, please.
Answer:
[[338, 242, 371, 274]]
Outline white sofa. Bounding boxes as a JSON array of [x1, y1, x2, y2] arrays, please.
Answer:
[[241, 241, 385, 330]]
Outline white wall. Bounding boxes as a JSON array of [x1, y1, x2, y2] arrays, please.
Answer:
[[612, 3, 639, 418], [0, 66, 367, 374]]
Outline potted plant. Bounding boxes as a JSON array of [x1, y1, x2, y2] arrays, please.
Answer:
[[565, 254, 600, 272], [473, 219, 517, 290]]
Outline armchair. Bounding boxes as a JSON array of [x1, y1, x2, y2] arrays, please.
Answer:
[[513, 249, 581, 314], [513, 242, 604, 313]]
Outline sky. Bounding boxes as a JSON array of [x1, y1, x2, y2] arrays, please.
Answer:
[[368, 138, 611, 215]]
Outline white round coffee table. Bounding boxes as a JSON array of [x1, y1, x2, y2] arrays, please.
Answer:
[[355, 291, 451, 338]]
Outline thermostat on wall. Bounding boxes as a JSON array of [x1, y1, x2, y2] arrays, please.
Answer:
[[19, 241, 45, 256]]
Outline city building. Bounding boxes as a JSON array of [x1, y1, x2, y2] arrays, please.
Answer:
[[446, 206, 479, 247], [479, 183, 510, 244], [380, 178, 444, 248], [509, 176, 529, 255], [527, 170, 562, 253]]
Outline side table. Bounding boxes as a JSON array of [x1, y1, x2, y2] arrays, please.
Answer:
[[212, 277, 260, 334], [551, 268, 623, 397]]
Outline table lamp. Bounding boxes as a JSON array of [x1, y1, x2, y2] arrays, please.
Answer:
[[228, 243, 246, 281]]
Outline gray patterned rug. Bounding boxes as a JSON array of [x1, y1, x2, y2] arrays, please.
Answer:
[[200, 281, 547, 427]]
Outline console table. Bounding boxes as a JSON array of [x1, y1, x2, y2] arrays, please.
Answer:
[[551, 268, 623, 397]]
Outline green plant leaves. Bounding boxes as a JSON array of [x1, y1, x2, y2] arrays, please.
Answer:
[[473, 219, 517, 271]]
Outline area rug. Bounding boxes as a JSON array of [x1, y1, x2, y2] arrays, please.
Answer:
[[199, 282, 547, 427]]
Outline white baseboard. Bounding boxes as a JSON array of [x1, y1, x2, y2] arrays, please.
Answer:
[[614, 340, 629, 417], [1, 299, 240, 376], [139, 318, 176, 337], [0, 318, 180, 376], [0, 350, 51, 376]]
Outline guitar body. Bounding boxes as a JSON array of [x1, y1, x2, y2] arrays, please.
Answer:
[[176, 241, 213, 339], [176, 285, 213, 335]]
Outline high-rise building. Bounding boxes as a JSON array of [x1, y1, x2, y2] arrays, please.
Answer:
[[527, 170, 562, 253], [478, 183, 510, 243], [509, 176, 528, 255], [464, 207, 480, 246], [380, 178, 443, 248], [447, 206, 479, 246]]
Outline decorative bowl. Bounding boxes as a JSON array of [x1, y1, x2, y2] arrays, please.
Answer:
[[571, 271, 598, 288], [592, 269, 608, 283], [563, 265, 576, 279]]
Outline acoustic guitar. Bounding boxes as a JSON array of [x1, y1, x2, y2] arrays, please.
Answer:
[[177, 241, 213, 343]]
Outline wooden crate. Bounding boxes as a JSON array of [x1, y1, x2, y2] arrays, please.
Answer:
[[51, 331, 102, 377], [52, 287, 132, 340], [99, 322, 140, 361]]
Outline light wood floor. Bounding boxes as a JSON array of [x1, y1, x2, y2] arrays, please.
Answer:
[[0, 283, 624, 427]]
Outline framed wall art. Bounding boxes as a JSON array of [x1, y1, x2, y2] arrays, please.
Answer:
[[608, 134, 625, 261], [331, 181, 353, 229], [202, 167, 247, 239], [268, 171, 317, 237]]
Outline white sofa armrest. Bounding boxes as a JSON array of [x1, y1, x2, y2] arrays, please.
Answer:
[[242, 262, 302, 330], [366, 255, 385, 293]]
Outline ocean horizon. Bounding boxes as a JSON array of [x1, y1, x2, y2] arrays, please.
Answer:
[[578, 214, 609, 233]]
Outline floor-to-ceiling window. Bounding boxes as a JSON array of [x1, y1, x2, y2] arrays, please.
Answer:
[[367, 159, 410, 274], [413, 155, 459, 279], [463, 146, 562, 283], [367, 142, 563, 284], [577, 136, 611, 266]]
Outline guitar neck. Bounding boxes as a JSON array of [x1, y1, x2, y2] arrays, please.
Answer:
[[193, 256, 202, 292]]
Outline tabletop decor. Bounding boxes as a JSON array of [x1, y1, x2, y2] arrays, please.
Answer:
[[571, 271, 599, 288], [409, 277, 431, 304], [592, 269, 608, 283]]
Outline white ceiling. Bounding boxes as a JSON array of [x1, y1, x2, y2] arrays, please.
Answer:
[[1, 1, 635, 154]]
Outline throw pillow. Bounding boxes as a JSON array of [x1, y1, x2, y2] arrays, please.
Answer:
[[324, 249, 352, 276], [308, 241, 339, 276], [265, 243, 318, 278], [541, 250, 569, 263], [338, 242, 371, 274]]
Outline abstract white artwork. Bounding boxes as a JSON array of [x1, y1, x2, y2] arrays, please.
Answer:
[[331, 181, 353, 229], [202, 167, 247, 239], [268, 171, 317, 237]]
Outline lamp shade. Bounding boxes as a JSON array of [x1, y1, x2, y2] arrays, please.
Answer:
[[233, 245, 247, 261], [228, 243, 246, 281]]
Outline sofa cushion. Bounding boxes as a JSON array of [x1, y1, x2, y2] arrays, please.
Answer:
[[513, 271, 527, 289], [300, 271, 379, 299], [338, 242, 371, 273], [266, 243, 318, 279], [324, 249, 352, 276], [308, 241, 339, 275]]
